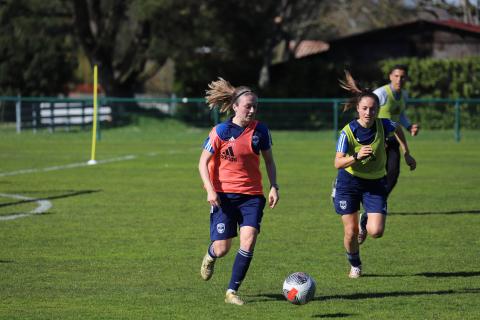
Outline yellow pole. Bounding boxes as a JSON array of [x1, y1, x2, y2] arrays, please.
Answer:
[[87, 65, 98, 165]]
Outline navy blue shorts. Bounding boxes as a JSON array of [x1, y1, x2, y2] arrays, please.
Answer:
[[210, 193, 266, 241], [333, 169, 387, 215]]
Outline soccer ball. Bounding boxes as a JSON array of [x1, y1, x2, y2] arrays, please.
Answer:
[[282, 272, 316, 305]]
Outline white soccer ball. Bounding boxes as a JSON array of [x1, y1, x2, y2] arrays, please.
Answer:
[[282, 272, 316, 305]]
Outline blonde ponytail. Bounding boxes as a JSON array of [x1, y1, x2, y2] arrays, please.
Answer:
[[205, 78, 236, 113], [205, 77, 255, 113]]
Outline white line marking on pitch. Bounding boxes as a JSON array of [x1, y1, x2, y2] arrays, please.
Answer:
[[0, 193, 52, 221], [0, 155, 137, 177]]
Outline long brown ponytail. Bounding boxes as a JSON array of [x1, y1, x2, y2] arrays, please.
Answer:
[[339, 70, 379, 112]]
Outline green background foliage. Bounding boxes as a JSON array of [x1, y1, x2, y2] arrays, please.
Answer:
[[379, 57, 480, 99], [379, 57, 480, 129]]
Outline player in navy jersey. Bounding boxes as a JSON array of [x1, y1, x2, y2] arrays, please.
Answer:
[[198, 78, 279, 305], [333, 71, 416, 278]]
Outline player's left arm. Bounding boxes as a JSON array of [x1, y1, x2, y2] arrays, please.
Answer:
[[394, 124, 416, 171], [257, 123, 279, 208], [403, 91, 420, 136], [261, 148, 279, 209]]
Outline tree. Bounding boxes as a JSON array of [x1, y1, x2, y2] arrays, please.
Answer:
[[256, 0, 326, 88], [3, 0, 476, 98], [189, 0, 429, 92], [71, 0, 153, 97], [0, 0, 76, 96], [70, 0, 214, 97], [416, 0, 480, 24], [199, 0, 323, 88]]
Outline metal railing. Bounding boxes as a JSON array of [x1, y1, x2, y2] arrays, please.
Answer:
[[1, 96, 479, 141]]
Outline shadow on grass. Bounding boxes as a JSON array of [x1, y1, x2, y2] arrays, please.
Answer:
[[250, 288, 480, 303], [416, 271, 480, 277], [0, 190, 101, 209], [391, 209, 480, 215], [246, 293, 284, 302], [360, 271, 480, 278], [314, 288, 480, 301], [0, 260, 14, 263], [312, 313, 352, 318]]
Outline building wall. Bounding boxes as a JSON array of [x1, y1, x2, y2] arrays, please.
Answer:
[[433, 31, 480, 58]]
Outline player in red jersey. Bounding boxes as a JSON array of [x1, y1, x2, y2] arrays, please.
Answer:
[[199, 78, 279, 305]]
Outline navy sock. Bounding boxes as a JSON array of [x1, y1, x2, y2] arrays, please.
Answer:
[[228, 249, 253, 291], [207, 243, 217, 259], [346, 251, 362, 267]]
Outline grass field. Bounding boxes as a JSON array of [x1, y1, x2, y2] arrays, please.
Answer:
[[1, 117, 479, 319]]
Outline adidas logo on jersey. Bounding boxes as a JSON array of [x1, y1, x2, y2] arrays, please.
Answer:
[[221, 146, 237, 162]]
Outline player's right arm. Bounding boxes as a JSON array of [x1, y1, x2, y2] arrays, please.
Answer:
[[401, 91, 419, 136], [334, 131, 372, 169], [400, 109, 420, 136], [198, 144, 221, 207], [393, 125, 416, 171]]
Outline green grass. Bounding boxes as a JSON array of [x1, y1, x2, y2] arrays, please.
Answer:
[[1, 117, 479, 319]]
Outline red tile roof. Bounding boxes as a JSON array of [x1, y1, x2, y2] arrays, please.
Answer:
[[434, 19, 480, 34]]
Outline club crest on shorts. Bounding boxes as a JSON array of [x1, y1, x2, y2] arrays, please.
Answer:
[[339, 200, 347, 210], [216, 223, 225, 234]]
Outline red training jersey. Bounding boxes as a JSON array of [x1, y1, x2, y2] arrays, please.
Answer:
[[207, 120, 263, 195]]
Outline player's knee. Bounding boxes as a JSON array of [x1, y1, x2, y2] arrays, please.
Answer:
[[368, 229, 384, 238], [213, 243, 231, 257], [214, 248, 229, 257]]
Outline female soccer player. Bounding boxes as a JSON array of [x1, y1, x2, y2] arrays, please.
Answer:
[[333, 71, 416, 278], [198, 78, 279, 305]]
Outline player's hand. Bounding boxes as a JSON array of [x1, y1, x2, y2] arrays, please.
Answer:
[[207, 190, 221, 207], [268, 188, 279, 209], [404, 153, 416, 171], [410, 124, 420, 136], [358, 145, 373, 160]]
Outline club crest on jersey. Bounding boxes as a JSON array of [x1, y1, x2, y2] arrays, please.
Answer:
[[221, 146, 237, 162], [216, 223, 225, 234], [252, 135, 259, 146], [339, 200, 347, 210]]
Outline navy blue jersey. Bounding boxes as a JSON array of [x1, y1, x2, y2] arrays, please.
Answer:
[[336, 119, 397, 153], [203, 117, 272, 154]]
